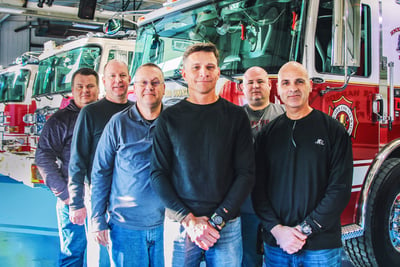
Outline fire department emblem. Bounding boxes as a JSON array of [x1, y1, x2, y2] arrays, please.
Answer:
[[396, 35, 400, 52], [390, 26, 400, 56], [328, 96, 359, 139]]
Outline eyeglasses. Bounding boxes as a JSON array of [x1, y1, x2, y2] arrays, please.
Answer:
[[134, 80, 162, 88]]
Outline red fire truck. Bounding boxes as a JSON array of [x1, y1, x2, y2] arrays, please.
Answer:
[[0, 35, 135, 187], [0, 53, 39, 153], [133, 0, 400, 265]]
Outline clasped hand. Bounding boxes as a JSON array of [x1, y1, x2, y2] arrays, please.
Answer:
[[182, 213, 221, 250], [271, 224, 307, 254]]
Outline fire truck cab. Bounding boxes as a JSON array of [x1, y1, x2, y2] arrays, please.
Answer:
[[0, 54, 39, 153], [25, 36, 136, 148], [0, 35, 135, 187], [134, 0, 400, 265]]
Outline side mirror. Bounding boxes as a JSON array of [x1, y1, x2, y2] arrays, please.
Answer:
[[149, 35, 161, 61], [103, 18, 122, 35], [332, 0, 361, 67]]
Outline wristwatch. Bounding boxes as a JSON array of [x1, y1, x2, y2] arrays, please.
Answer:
[[209, 213, 226, 231], [300, 221, 312, 236]]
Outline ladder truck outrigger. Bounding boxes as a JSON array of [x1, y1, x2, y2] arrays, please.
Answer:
[[0, 34, 135, 187], [133, 0, 400, 265]]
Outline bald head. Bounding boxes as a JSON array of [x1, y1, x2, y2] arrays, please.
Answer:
[[242, 66, 271, 110], [278, 61, 309, 83], [104, 59, 129, 74], [277, 61, 312, 119], [102, 59, 131, 103], [244, 66, 268, 81]]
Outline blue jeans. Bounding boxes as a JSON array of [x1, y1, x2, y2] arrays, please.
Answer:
[[85, 185, 110, 267], [56, 198, 87, 267], [165, 217, 243, 267], [264, 244, 342, 267], [109, 221, 164, 267], [241, 213, 263, 267]]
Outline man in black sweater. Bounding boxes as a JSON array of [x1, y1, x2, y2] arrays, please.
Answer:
[[253, 61, 353, 266], [68, 60, 133, 267], [151, 42, 255, 267]]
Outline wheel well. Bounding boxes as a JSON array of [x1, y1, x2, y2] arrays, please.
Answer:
[[388, 147, 400, 159], [356, 138, 400, 228], [345, 157, 400, 266]]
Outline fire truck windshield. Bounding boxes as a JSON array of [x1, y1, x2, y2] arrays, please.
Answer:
[[32, 44, 135, 98], [0, 69, 31, 103], [134, 0, 307, 78], [32, 46, 102, 97]]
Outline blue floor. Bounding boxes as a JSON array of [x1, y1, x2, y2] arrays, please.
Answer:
[[0, 175, 59, 266], [0, 231, 59, 266], [0, 174, 355, 267]]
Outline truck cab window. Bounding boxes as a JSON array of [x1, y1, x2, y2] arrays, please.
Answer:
[[315, 2, 371, 77]]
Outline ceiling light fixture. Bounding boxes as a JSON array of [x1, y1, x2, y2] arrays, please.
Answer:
[[72, 23, 101, 30]]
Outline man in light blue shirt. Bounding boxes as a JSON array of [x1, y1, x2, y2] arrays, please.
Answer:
[[90, 63, 166, 267]]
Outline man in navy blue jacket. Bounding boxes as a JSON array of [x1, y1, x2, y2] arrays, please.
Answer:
[[36, 68, 99, 266]]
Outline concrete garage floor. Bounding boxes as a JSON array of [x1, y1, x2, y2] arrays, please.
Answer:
[[0, 175, 59, 266], [0, 231, 59, 266], [0, 175, 355, 267]]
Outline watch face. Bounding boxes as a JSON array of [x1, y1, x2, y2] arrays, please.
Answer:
[[213, 215, 223, 225], [302, 224, 312, 235]]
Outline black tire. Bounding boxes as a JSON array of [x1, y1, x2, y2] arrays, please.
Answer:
[[344, 158, 400, 266]]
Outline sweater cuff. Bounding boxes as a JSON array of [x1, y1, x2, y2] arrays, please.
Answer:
[[58, 191, 70, 202], [166, 208, 190, 223], [215, 207, 232, 222], [69, 198, 85, 211], [262, 219, 280, 233], [305, 216, 323, 234], [91, 217, 108, 232]]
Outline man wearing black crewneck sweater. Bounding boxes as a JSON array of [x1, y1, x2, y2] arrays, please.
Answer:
[[151, 42, 255, 267], [253, 61, 352, 267]]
